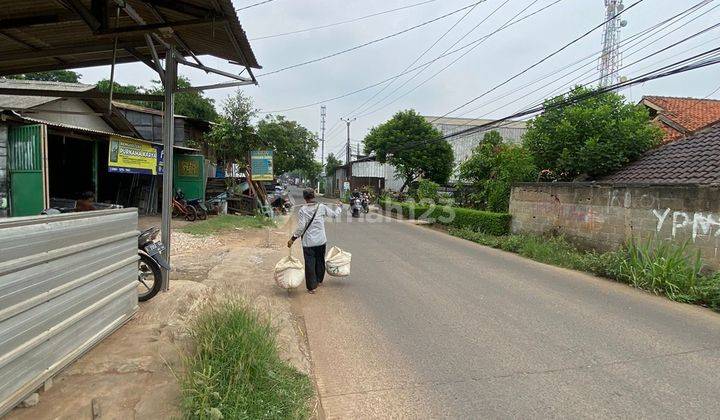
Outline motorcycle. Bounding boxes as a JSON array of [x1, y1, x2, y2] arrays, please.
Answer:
[[349, 196, 362, 218], [187, 198, 208, 220], [137, 226, 170, 302], [270, 193, 293, 215]]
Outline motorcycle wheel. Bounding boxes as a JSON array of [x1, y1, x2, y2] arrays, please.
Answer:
[[138, 253, 162, 302], [172, 205, 180, 218], [194, 205, 207, 220], [184, 206, 197, 221]]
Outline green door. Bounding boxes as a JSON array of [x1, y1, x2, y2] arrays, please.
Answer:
[[173, 154, 206, 200], [8, 125, 48, 216]]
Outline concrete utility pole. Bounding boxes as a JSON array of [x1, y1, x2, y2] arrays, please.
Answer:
[[356, 142, 360, 159], [320, 105, 326, 167], [598, 0, 627, 87], [341, 117, 356, 164], [160, 46, 176, 291]]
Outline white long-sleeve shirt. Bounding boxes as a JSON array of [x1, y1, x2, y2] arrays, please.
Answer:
[[293, 202, 343, 247]]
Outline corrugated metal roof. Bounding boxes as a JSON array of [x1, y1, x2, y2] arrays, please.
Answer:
[[424, 116, 528, 129], [0, 0, 259, 76], [3, 111, 198, 151], [0, 79, 95, 109]]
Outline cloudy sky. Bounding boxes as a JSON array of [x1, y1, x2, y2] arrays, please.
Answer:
[[79, 0, 720, 162]]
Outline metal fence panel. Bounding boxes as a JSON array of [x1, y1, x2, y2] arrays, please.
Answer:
[[0, 209, 138, 416]]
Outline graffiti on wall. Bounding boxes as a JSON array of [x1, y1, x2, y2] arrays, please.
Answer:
[[653, 208, 720, 241]]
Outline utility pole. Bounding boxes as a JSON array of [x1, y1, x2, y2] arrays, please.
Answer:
[[341, 117, 356, 164], [356, 142, 360, 159], [320, 105, 326, 167], [598, 0, 627, 87]]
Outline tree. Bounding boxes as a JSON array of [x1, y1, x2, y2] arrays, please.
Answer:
[[325, 153, 342, 176], [300, 160, 324, 186], [257, 115, 318, 175], [8, 70, 81, 83], [201, 90, 259, 169], [364, 110, 453, 191], [458, 131, 536, 212], [523, 86, 663, 181]]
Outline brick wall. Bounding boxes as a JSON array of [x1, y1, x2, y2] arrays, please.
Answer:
[[509, 183, 720, 268], [0, 124, 7, 218]]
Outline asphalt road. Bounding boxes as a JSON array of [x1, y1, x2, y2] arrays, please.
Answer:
[[289, 190, 720, 418]]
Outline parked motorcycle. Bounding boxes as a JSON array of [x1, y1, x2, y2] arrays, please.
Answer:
[[187, 198, 208, 220], [137, 226, 170, 302]]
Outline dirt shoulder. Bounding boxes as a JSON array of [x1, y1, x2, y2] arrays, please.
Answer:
[[7, 215, 316, 419]]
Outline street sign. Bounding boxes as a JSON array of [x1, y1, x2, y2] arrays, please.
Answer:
[[250, 150, 273, 181]]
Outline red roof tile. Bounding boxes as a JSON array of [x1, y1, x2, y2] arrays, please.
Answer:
[[602, 121, 720, 185], [643, 96, 720, 141]]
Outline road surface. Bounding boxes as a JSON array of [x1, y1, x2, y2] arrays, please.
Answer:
[[289, 190, 720, 418]]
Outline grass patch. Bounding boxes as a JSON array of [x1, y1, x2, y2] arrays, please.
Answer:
[[450, 228, 720, 311], [181, 215, 274, 236], [181, 300, 314, 420]]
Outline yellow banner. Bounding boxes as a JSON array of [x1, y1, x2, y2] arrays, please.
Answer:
[[108, 137, 157, 175]]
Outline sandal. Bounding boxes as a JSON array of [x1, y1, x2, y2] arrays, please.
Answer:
[[308, 289, 316, 294]]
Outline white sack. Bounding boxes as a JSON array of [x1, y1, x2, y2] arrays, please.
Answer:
[[274, 256, 304, 289], [325, 246, 352, 277]]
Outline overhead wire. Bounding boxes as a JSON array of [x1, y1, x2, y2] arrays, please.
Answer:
[[454, 1, 720, 124], [344, 0, 491, 118], [237, 0, 276, 12], [259, 0, 566, 113], [256, 1, 487, 78], [250, 0, 438, 41], [429, 0, 648, 122], [355, 0, 547, 118]]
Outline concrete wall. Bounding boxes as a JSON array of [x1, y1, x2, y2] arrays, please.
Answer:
[[509, 183, 720, 268], [0, 124, 6, 217]]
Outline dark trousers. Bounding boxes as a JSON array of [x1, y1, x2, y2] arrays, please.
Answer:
[[302, 244, 326, 291]]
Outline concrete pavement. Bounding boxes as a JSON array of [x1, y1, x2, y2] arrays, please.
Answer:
[[289, 192, 720, 418]]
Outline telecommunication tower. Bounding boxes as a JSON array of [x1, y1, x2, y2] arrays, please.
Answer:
[[598, 0, 627, 87]]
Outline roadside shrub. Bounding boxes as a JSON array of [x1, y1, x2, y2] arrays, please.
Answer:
[[181, 301, 314, 419], [381, 200, 511, 235], [449, 228, 720, 312], [617, 240, 704, 303], [416, 179, 440, 202]]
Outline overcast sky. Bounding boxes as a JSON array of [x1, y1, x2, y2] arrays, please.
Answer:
[[79, 0, 720, 161]]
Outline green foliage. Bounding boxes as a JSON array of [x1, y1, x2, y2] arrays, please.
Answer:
[[416, 179, 440, 202], [8, 70, 81, 83], [181, 300, 313, 419], [324, 153, 343, 176], [300, 160, 323, 186], [180, 215, 274, 236], [523, 86, 663, 180], [364, 110, 453, 191], [458, 131, 537, 212], [380, 200, 511, 235], [97, 76, 218, 121], [203, 91, 260, 167], [257, 115, 318, 175], [450, 229, 720, 311], [618, 240, 704, 303]]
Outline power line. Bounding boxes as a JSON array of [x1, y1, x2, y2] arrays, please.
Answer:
[[237, 0, 276, 12], [250, 0, 438, 41], [350, 44, 720, 164], [344, 0, 490, 118], [256, 1, 487, 78], [259, 0, 564, 113], [454, 0, 719, 123], [356, 0, 548, 118], [430, 0, 647, 122]]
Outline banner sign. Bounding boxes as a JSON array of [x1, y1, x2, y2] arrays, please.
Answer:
[[250, 150, 273, 181], [108, 137, 158, 175]]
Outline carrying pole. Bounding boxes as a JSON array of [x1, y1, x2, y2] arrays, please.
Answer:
[[160, 46, 177, 292]]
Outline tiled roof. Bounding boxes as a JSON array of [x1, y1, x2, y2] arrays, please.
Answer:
[[602, 121, 720, 185], [643, 96, 720, 142]]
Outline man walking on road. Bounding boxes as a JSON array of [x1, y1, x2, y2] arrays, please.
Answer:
[[288, 188, 343, 293]]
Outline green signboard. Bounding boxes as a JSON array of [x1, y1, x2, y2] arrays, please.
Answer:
[[250, 150, 273, 181]]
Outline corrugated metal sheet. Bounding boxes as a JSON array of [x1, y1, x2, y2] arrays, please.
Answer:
[[0, 79, 95, 110], [351, 161, 386, 178], [0, 209, 138, 416]]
